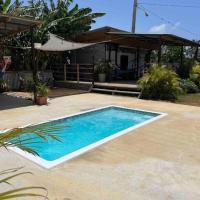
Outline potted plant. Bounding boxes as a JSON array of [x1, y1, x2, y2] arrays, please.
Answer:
[[94, 60, 107, 82], [0, 80, 8, 93], [35, 83, 49, 105], [94, 60, 113, 82]]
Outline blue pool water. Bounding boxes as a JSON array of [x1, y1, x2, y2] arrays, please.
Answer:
[[20, 107, 159, 161]]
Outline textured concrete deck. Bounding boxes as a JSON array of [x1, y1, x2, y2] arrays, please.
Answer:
[[0, 93, 200, 200]]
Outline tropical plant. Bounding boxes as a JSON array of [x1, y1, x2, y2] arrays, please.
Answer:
[[94, 60, 107, 74], [6, 0, 105, 46], [0, 80, 8, 93], [177, 59, 195, 79], [138, 64, 182, 101], [94, 60, 113, 74], [180, 79, 199, 94], [0, 123, 63, 199], [190, 62, 200, 88], [162, 46, 183, 63], [39, 0, 105, 41], [0, 0, 11, 13], [36, 83, 49, 97]]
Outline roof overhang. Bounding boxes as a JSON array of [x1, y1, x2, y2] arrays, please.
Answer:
[[0, 14, 42, 41], [107, 32, 199, 48]]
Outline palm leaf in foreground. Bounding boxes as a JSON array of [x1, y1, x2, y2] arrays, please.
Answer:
[[0, 167, 48, 200], [0, 123, 65, 199], [0, 123, 64, 155]]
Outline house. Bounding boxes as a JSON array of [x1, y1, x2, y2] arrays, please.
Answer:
[[5, 25, 198, 92], [67, 26, 199, 82]]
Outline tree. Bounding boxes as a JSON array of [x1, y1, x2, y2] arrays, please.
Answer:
[[0, 0, 11, 13], [7, 0, 105, 44]]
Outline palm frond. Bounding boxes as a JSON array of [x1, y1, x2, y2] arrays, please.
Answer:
[[0, 167, 48, 200]]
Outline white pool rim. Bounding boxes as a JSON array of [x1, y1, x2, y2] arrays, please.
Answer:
[[1, 105, 167, 169]]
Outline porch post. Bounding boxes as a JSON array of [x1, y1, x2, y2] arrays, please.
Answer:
[[64, 63, 67, 81], [30, 26, 37, 103], [92, 54, 95, 87], [104, 43, 107, 61], [158, 46, 161, 64], [136, 48, 140, 79], [146, 50, 152, 69], [115, 44, 118, 65], [180, 46, 184, 67], [108, 43, 111, 62], [194, 46, 198, 60]]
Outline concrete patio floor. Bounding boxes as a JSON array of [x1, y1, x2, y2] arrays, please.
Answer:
[[0, 93, 200, 200]]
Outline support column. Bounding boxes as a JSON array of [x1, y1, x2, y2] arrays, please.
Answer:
[[158, 47, 161, 65], [115, 44, 118, 65], [30, 26, 37, 103], [180, 46, 184, 67], [136, 48, 140, 79], [108, 43, 111, 62], [194, 46, 199, 60]]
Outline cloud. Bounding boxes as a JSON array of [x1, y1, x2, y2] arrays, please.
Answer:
[[148, 22, 181, 34], [171, 22, 181, 30], [148, 24, 167, 34]]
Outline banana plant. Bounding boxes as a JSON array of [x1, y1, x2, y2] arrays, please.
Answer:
[[0, 0, 11, 13], [7, 0, 105, 45]]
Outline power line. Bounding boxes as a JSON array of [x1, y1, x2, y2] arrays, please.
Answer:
[[138, 2, 200, 8], [138, 5, 200, 37]]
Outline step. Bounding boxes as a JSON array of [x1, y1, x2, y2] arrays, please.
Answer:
[[94, 84, 140, 92], [92, 88, 140, 96]]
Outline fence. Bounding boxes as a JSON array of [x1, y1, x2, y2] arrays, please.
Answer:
[[53, 63, 94, 84]]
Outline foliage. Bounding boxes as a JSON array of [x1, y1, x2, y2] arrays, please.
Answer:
[[190, 62, 200, 88], [36, 83, 49, 97], [162, 46, 183, 63], [0, 167, 48, 200], [180, 79, 199, 94], [0, 121, 64, 199], [5, 0, 105, 46], [0, 0, 11, 13], [94, 60, 113, 74], [0, 80, 8, 93], [39, 0, 105, 41], [178, 59, 195, 79], [138, 64, 182, 101]]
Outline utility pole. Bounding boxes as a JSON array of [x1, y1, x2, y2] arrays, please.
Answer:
[[132, 0, 138, 33]]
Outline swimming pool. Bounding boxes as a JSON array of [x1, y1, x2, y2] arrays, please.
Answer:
[[8, 106, 167, 169]]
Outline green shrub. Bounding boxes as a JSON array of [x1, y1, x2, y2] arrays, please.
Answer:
[[178, 59, 194, 79], [0, 80, 8, 93], [36, 83, 49, 97], [190, 62, 200, 88], [180, 79, 199, 93], [138, 64, 182, 101], [94, 60, 113, 74]]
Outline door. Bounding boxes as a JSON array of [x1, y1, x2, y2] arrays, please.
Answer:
[[120, 55, 129, 70]]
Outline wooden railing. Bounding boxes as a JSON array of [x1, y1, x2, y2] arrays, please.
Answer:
[[63, 63, 94, 84]]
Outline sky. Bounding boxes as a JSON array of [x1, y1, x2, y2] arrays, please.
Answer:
[[72, 0, 200, 40], [22, 0, 200, 40]]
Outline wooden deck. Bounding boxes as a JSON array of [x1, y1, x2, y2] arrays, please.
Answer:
[[94, 81, 139, 91], [57, 80, 139, 90]]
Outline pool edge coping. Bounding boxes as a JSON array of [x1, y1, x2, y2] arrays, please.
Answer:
[[1, 105, 168, 169]]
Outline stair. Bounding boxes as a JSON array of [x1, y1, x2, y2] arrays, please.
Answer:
[[91, 83, 141, 97]]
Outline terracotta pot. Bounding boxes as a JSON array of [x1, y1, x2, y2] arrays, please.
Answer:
[[36, 96, 48, 105]]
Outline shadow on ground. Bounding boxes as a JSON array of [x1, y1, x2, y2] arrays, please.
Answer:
[[0, 94, 33, 111]]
